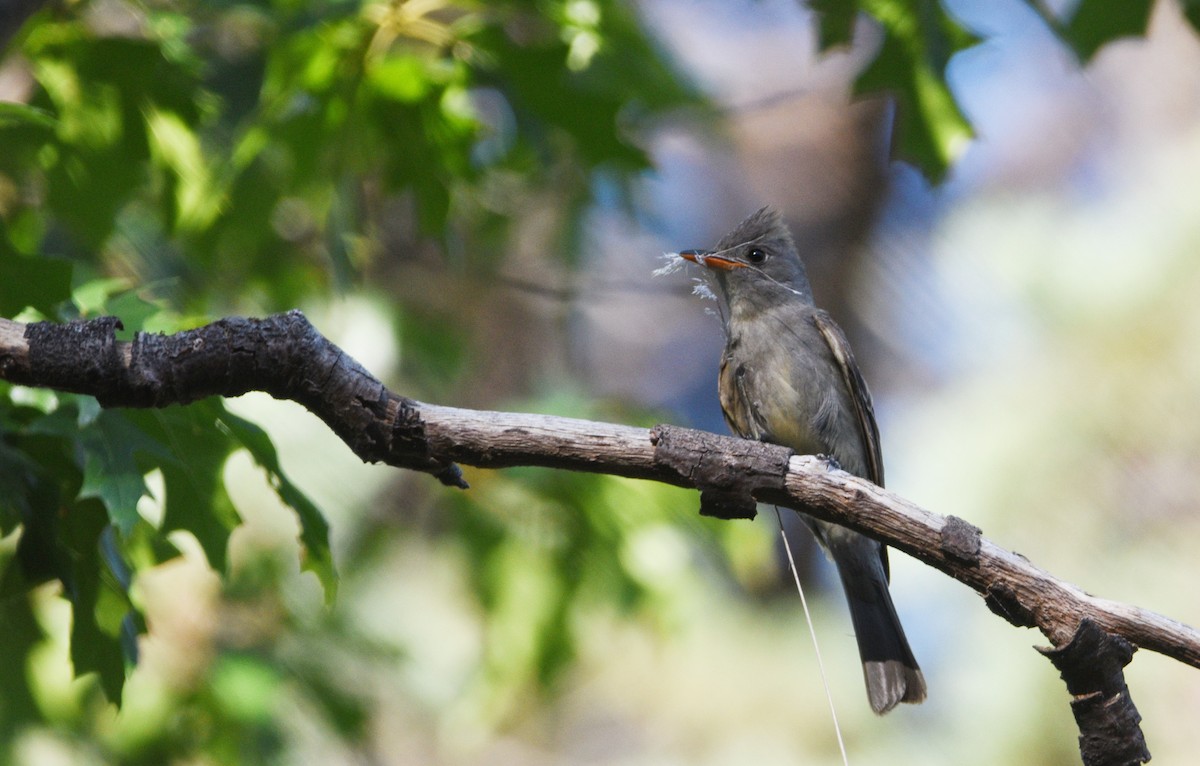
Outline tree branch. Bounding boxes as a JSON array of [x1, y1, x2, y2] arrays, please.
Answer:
[[1, 311, 1182, 764]]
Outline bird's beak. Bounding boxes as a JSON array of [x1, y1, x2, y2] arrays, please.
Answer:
[[679, 249, 744, 271]]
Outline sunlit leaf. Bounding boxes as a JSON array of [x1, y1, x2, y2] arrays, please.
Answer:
[[24, 31, 205, 246], [210, 653, 282, 724], [0, 102, 56, 130], [102, 286, 168, 337], [856, 0, 977, 181], [146, 108, 223, 232], [218, 409, 338, 603], [126, 403, 242, 573], [367, 54, 432, 103]]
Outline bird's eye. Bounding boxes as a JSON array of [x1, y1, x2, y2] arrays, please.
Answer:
[[747, 248, 766, 263]]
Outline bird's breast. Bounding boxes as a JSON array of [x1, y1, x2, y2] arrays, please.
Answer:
[[720, 322, 831, 456]]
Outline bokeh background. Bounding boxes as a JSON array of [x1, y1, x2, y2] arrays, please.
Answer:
[[4, 0, 1200, 763]]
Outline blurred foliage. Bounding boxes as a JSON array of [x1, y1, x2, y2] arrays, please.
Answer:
[[2, 0, 1195, 762], [0, 278, 337, 727], [853, 0, 977, 183], [812, 0, 977, 180], [0, 0, 711, 760], [811, 0, 1200, 180], [1046, 0, 1155, 61], [2, 0, 697, 310]]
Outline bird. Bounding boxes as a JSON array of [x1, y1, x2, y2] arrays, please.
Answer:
[[679, 206, 925, 714]]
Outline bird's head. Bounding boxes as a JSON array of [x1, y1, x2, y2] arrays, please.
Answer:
[[680, 207, 813, 308]]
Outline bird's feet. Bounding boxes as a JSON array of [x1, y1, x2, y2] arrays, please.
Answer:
[[815, 453, 843, 472]]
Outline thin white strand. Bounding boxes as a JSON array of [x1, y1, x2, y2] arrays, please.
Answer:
[[691, 280, 717, 301], [748, 266, 807, 299], [661, 235, 809, 301], [652, 252, 689, 277], [706, 232, 809, 299], [774, 506, 849, 766]]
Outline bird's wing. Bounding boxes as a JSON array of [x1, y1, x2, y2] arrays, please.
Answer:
[[813, 309, 891, 580], [812, 310, 884, 488], [718, 350, 771, 441]]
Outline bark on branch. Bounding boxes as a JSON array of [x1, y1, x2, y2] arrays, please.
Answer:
[[0, 311, 1181, 765]]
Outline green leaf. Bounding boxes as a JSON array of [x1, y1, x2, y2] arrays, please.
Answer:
[[287, 656, 371, 737], [811, 0, 860, 49], [368, 55, 433, 103], [397, 306, 469, 392], [856, 0, 977, 181], [0, 102, 56, 130], [1184, 0, 1200, 34], [469, 1, 697, 173], [0, 439, 46, 536], [8, 404, 81, 588], [210, 653, 283, 724], [72, 277, 135, 317], [0, 102, 57, 208], [1059, 0, 1154, 61], [127, 403, 242, 574], [0, 398, 135, 702], [0, 251, 73, 317], [64, 500, 127, 703], [78, 411, 162, 536], [218, 409, 338, 603], [27, 32, 206, 246], [0, 584, 45, 738], [146, 107, 223, 233], [103, 287, 167, 338]]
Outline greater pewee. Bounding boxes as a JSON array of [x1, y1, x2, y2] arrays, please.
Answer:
[[680, 206, 925, 714]]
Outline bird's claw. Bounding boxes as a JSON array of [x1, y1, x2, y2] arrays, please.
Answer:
[[816, 453, 843, 472]]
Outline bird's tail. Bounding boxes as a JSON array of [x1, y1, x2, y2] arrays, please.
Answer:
[[829, 534, 926, 715]]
